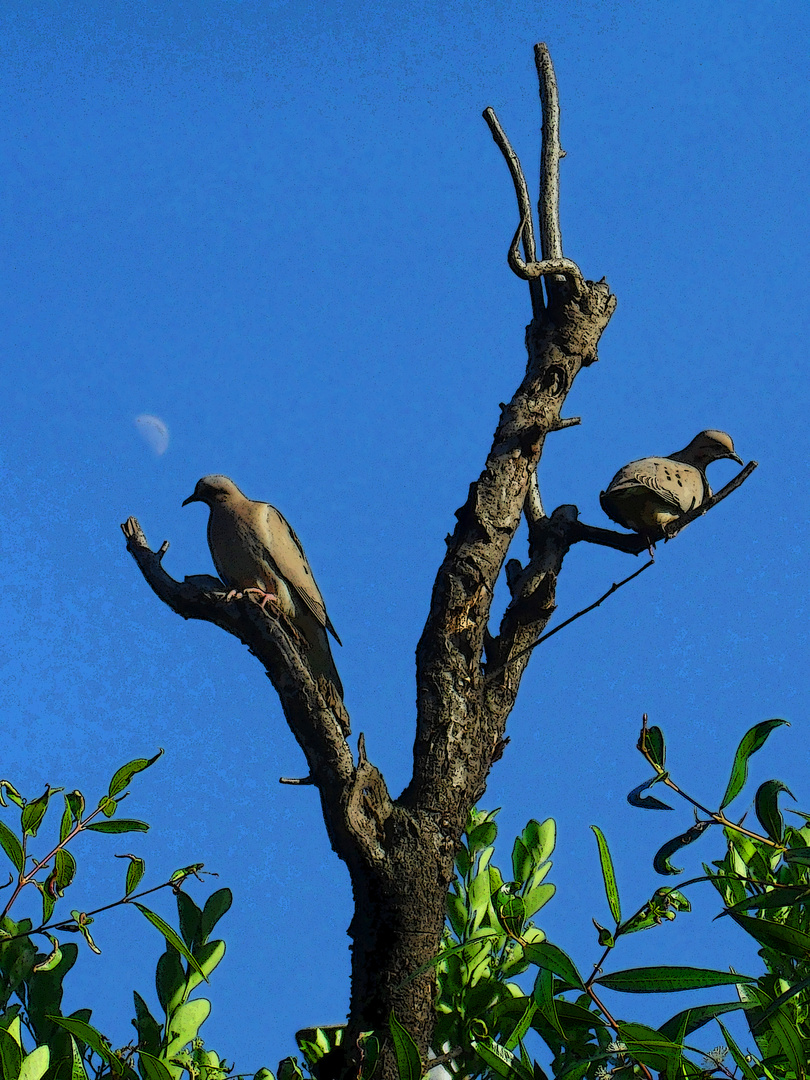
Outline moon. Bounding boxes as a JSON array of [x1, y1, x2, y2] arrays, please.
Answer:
[[135, 414, 169, 455]]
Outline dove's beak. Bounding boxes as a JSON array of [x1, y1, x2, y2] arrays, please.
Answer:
[[182, 493, 198, 506]]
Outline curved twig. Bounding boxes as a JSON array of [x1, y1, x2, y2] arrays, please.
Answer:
[[508, 216, 584, 291], [482, 107, 536, 262], [483, 106, 544, 319]]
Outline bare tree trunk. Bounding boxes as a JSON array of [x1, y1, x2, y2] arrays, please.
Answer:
[[120, 44, 747, 1080]]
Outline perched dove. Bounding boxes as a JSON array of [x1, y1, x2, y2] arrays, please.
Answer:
[[599, 430, 742, 538], [183, 475, 343, 699]]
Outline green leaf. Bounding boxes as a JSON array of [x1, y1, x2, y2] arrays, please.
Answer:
[[626, 778, 673, 811], [108, 751, 164, 799], [18, 1045, 50, 1080], [156, 948, 186, 1015], [115, 854, 146, 897], [22, 788, 60, 838], [176, 892, 202, 951], [783, 845, 810, 866], [765, 1006, 805, 1076], [653, 821, 712, 875], [637, 723, 666, 769], [165, 998, 211, 1056], [389, 1011, 421, 1080], [0, 782, 24, 810], [184, 940, 225, 998], [590, 826, 621, 924], [59, 805, 72, 844], [134, 905, 207, 983], [65, 792, 85, 823], [68, 1037, 90, 1080], [511, 838, 532, 884], [0, 820, 23, 873], [0, 1022, 23, 1080], [137, 1052, 174, 1080], [658, 1000, 748, 1040], [277, 1058, 304, 1080], [523, 884, 555, 920], [471, 1037, 532, 1080], [720, 719, 788, 809], [85, 820, 149, 834], [505, 999, 536, 1051], [755, 779, 793, 844], [468, 821, 498, 854], [616, 1021, 681, 1072], [522, 942, 584, 990], [132, 992, 162, 1057], [33, 934, 63, 973], [48, 1017, 122, 1074], [200, 889, 232, 944], [595, 966, 755, 993], [532, 967, 563, 1039], [727, 910, 810, 960], [719, 884, 810, 917], [715, 1020, 760, 1080], [54, 849, 77, 893]]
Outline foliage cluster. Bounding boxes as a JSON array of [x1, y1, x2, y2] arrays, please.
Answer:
[[1, 718, 808, 1080]]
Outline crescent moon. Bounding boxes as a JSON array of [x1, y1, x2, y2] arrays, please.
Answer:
[[135, 414, 169, 456]]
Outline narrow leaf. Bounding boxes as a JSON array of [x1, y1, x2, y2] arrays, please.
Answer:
[[108, 751, 164, 798], [590, 826, 621, 924], [715, 1020, 760, 1080], [389, 1011, 421, 1080], [48, 1017, 122, 1074], [653, 820, 712, 875], [115, 854, 146, 897], [522, 942, 584, 989], [0, 820, 23, 873], [627, 778, 673, 811], [754, 779, 793, 844], [133, 904, 207, 981], [85, 820, 149, 834], [595, 966, 755, 993], [720, 719, 788, 809], [727, 911, 810, 961], [471, 1038, 532, 1080]]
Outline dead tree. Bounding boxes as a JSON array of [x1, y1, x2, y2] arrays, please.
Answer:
[[121, 45, 754, 1080]]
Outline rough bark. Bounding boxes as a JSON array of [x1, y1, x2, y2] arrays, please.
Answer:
[[121, 43, 754, 1080]]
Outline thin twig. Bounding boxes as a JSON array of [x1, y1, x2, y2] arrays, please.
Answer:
[[664, 460, 758, 539], [488, 560, 654, 680], [482, 107, 536, 262], [534, 43, 563, 263], [526, 558, 654, 649], [279, 776, 315, 786], [482, 107, 544, 319]]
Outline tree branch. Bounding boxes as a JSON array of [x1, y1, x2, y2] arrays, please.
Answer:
[[535, 42, 564, 262], [663, 459, 758, 539], [482, 106, 544, 320], [119, 516, 393, 868]]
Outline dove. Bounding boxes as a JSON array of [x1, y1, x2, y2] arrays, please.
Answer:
[[599, 430, 742, 539], [182, 475, 343, 699]]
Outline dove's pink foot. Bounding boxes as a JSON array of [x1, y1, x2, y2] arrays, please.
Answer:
[[241, 587, 279, 612]]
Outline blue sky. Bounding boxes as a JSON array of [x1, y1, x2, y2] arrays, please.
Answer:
[[0, 0, 808, 1071]]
